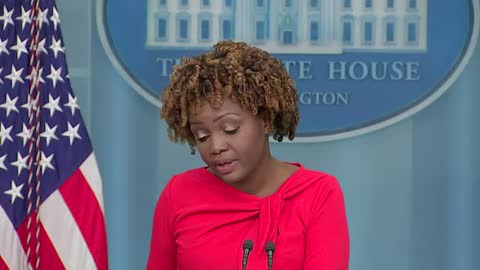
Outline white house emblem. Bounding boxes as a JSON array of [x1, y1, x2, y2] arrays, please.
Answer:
[[97, 0, 479, 142]]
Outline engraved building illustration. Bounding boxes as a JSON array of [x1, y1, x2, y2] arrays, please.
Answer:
[[146, 0, 427, 53]]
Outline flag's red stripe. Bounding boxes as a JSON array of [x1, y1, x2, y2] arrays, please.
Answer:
[[59, 169, 108, 270], [0, 256, 8, 270], [17, 213, 66, 270]]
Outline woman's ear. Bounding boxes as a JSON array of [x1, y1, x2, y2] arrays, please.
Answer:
[[263, 119, 273, 135], [258, 109, 272, 134], [264, 123, 272, 135]]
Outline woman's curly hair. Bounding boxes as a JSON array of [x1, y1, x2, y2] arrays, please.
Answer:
[[160, 40, 299, 152]]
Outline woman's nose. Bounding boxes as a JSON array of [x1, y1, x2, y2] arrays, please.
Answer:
[[209, 134, 228, 155]]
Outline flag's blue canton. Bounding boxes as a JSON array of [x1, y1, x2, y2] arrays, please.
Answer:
[[0, 0, 93, 229]]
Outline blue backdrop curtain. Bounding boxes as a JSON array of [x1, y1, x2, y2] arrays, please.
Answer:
[[55, 0, 480, 269]]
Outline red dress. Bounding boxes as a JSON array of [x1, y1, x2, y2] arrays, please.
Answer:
[[146, 163, 349, 270]]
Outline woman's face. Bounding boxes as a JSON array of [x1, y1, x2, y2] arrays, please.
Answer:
[[189, 98, 270, 186]]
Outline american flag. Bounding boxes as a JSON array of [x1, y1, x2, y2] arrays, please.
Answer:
[[0, 0, 108, 269]]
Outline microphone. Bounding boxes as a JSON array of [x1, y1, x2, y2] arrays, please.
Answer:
[[242, 239, 253, 270], [265, 241, 275, 270]]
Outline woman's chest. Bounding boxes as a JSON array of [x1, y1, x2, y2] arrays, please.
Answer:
[[173, 204, 308, 270]]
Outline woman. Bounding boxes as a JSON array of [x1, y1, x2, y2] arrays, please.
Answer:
[[147, 41, 349, 270]]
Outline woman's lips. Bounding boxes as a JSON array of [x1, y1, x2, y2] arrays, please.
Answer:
[[215, 160, 236, 175]]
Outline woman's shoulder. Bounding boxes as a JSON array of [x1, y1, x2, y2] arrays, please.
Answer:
[[288, 162, 334, 180], [291, 163, 343, 192], [158, 167, 211, 206], [174, 166, 207, 178], [166, 166, 209, 188]]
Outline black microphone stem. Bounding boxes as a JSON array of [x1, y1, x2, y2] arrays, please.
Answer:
[[242, 239, 253, 270], [265, 241, 275, 270]]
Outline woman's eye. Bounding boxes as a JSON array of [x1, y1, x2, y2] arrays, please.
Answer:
[[225, 128, 239, 135], [196, 136, 209, 142]]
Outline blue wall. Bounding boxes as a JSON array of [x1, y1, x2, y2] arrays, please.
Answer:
[[57, 0, 480, 269]]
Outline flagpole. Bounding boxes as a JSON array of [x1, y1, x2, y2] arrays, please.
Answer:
[[25, 0, 43, 268]]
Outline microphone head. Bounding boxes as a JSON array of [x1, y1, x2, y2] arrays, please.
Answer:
[[265, 241, 275, 253], [243, 239, 253, 250]]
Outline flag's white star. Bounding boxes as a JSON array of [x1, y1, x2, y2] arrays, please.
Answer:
[[39, 152, 55, 174], [65, 94, 79, 116], [0, 94, 19, 117], [26, 66, 45, 88], [4, 180, 24, 204], [5, 65, 24, 88], [40, 123, 58, 146], [50, 7, 60, 31], [49, 37, 64, 58], [10, 152, 29, 176], [0, 7, 14, 30], [16, 124, 32, 147], [0, 154, 7, 170], [10, 36, 28, 59], [37, 8, 49, 29], [46, 65, 64, 88], [15, 6, 31, 30], [0, 38, 9, 56], [0, 123, 13, 145], [62, 122, 82, 145], [0, 68, 3, 84], [36, 38, 48, 56], [21, 94, 38, 117], [43, 94, 63, 117]]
